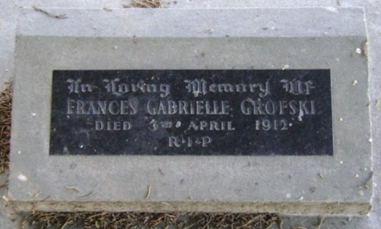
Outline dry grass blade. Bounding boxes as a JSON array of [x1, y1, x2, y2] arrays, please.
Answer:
[[33, 6, 67, 19], [0, 83, 12, 174], [145, 184, 151, 199], [123, 0, 162, 8], [0, 180, 8, 188]]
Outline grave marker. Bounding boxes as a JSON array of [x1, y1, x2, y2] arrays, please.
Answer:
[[50, 70, 332, 156], [9, 8, 372, 215]]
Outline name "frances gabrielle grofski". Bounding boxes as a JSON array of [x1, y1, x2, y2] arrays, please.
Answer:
[[66, 77, 316, 116]]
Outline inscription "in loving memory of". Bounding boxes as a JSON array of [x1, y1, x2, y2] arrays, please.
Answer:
[[50, 70, 333, 156]]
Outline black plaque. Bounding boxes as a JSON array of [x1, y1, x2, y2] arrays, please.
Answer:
[[50, 70, 332, 156]]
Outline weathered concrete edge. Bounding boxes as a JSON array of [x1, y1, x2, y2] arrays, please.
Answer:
[[9, 201, 371, 216], [17, 7, 366, 38]]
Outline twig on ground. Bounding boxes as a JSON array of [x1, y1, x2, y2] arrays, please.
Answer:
[[103, 7, 112, 11], [123, 0, 162, 8], [145, 185, 151, 199], [317, 216, 326, 229], [76, 191, 94, 199], [33, 6, 67, 19], [0, 180, 8, 188], [65, 186, 81, 192]]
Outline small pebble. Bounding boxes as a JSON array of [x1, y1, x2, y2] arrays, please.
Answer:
[[282, 64, 289, 70], [2, 196, 9, 202], [355, 174, 359, 178], [355, 48, 362, 54], [17, 174, 27, 181], [352, 80, 358, 85], [340, 160, 343, 164]]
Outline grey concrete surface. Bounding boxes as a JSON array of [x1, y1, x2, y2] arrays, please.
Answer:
[[0, 0, 17, 88], [1, 0, 381, 228]]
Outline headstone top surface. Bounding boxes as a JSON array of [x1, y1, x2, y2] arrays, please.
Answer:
[[17, 8, 366, 37]]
